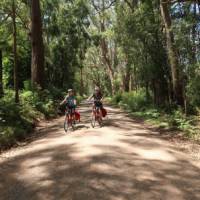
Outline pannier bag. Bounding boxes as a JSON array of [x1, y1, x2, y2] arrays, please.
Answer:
[[75, 111, 80, 121], [102, 108, 107, 117]]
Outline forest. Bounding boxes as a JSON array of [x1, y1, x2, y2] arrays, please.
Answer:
[[0, 0, 200, 148]]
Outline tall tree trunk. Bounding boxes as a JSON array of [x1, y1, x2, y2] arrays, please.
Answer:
[[191, 2, 197, 64], [12, 0, 19, 103], [145, 81, 150, 99], [152, 80, 157, 105], [0, 49, 3, 97], [160, 0, 184, 106], [80, 67, 84, 96], [100, 22, 115, 95], [124, 64, 131, 92], [100, 0, 115, 95], [31, 0, 44, 88]]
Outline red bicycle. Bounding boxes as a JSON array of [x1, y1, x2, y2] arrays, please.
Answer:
[[91, 106, 103, 128], [64, 108, 76, 132]]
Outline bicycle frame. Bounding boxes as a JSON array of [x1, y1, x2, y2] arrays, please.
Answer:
[[64, 109, 76, 132], [94, 107, 101, 118], [91, 106, 102, 127]]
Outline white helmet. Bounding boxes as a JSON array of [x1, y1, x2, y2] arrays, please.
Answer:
[[95, 86, 100, 91], [68, 88, 73, 92]]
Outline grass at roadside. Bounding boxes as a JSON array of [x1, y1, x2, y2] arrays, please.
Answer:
[[108, 91, 200, 141]]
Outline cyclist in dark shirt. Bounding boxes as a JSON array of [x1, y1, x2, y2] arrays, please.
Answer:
[[88, 86, 104, 117]]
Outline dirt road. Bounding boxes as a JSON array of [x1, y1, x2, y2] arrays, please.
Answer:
[[0, 104, 200, 200]]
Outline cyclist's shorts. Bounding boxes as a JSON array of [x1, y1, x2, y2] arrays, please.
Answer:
[[94, 101, 103, 109], [66, 107, 75, 114], [66, 103, 76, 109]]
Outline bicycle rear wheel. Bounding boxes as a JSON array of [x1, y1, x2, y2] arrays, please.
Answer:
[[98, 117, 103, 127]]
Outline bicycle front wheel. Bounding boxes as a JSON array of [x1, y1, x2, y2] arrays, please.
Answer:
[[71, 118, 76, 131], [91, 113, 96, 128], [64, 116, 69, 133]]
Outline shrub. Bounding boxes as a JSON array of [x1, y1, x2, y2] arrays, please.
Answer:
[[114, 89, 151, 111], [168, 109, 193, 131], [23, 80, 32, 91], [111, 89, 199, 140], [76, 95, 84, 105], [0, 87, 62, 149], [186, 68, 200, 108], [112, 92, 122, 104]]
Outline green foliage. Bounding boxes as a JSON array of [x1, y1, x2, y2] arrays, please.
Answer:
[[3, 57, 13, 87], [1, 0, 200, 147], [76, 95, 84, 105], [133, 108, 195, 134], [43, 0, 90, 89], [112, 92, 122, 104], [186, 66, 200, 107], [0, 93, 33, 148], [112, 89, 151, 111], [111, 90, 199, 140], [0, 84, 85, 149], [0, 88, 62, 149], [168, 110, 191, 130]]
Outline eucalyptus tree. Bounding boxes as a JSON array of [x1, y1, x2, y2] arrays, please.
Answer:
[[42, 0, 90, 90], [0, 49, 2, 97], [0, 0, 21, 102], [89, 0, 118, 95], [115, 0, 170, 104], [160, 0, 184, 106], [30, 0, 44, 88]]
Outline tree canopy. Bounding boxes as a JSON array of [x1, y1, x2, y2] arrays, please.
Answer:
[[0, 0, 199, 107]]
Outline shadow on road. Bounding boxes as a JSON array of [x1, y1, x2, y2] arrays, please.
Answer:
[[0, 142, 200, 200], [0, 104, 200, 200]]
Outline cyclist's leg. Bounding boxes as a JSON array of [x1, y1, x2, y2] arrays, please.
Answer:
[[100, 109, 103, 119], [92, 103, 96, 116], [92, 103, 96, 112], [96, 107, 102, 126], [72, 108, 76, 123], [68, 108, 73, 123], [94, 105, 98, 119], [99, 103, 103, 119], [96, 107, 100, 118], [65, 108, 68, 122]]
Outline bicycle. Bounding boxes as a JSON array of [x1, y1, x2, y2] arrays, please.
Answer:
[[91, 106, 103, 128], [64, 108, 76, 133]]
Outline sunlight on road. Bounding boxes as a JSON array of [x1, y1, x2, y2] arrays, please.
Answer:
[[0, 105, 200, 200], [132, 148, 176, 162]]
